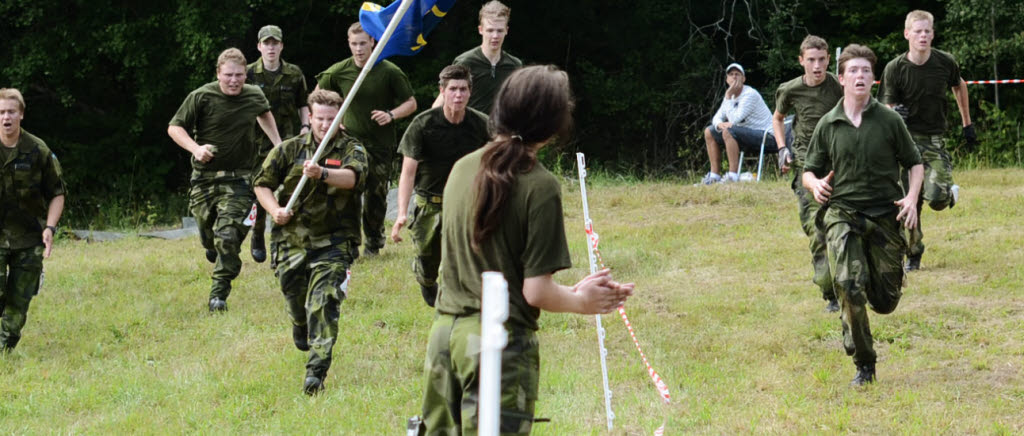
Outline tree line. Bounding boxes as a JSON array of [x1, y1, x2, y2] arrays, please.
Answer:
[[2, 0, 1022, 226]]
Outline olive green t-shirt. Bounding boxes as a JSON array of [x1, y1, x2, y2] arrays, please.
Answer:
[[315, 58, 414, 157], [169, 82, 271, 171], [878, 50, 962, 135], [453, 47, 523, 114], [253, 131, 368, 249], [397, 107, 490, 197], [1, 130, 67, 249], [804, 98, 923, 217], [437, 147, 572, 331], [775, 73, 843, 163], [247, 60, 309, 154]]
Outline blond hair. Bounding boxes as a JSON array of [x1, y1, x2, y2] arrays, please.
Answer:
[[905, 10, 934, 29], [479, 1, 510, 24], [0, 88, 26, 112], [307, 89, 344, 108], [217, 48, 247, 71]]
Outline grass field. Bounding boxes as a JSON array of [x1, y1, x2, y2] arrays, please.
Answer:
[[2, 169, 1023, 434]]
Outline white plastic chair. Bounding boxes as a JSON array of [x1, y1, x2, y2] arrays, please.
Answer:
[[738, 115, 794, 181]]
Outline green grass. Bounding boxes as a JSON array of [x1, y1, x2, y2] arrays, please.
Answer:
[[3, 169, 1023, 434]]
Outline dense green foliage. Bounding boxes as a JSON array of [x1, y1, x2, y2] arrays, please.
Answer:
[[2, 0, 1023, 226]]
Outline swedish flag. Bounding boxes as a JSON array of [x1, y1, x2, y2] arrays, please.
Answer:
[[359, 0, 455, 64]]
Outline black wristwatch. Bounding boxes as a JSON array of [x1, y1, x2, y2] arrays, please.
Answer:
[[320, 168, 329, 181], [302, 124, 311, 129], [386, 110, 395, 121], [46, 225, 57, 234]]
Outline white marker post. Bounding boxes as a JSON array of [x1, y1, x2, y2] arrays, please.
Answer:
[[576, 152, 615, 431], [283, 0, 415, 212], [479, 272, 510, 436]]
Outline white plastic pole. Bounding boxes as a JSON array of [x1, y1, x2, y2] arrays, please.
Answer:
[[836, 47, 841, 76], [479, 272, 509, 436], [576, 152, 615, 431], [284, 0, 415, 212]]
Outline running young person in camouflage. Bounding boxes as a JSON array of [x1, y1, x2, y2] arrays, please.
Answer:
[[417, 66, 633, 434], [0, 88, 66, 352], [245, 25, 310, 264], [168, 48, 282, 312], [315, 22, 417, 258], [390, 65, 489, 307], [878, 9, 976, 272], [773, 35, 844, 312], [803, 45, 923, 386], [432, 1, 522, 114], [253, 89, 367, 395]]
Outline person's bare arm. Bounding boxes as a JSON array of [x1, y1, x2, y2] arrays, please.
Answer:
[[952, 79, 972, 127], [257, 112, 282, 146], [772, 110, 791, 171], [167, 125, 214, 163], [42, 194, 65, 258], [254, 186, 292, 225], [802, 170, 835, 205], [370, 96, 418, 126], [895, 164, 925, 229], [522, 269, 634, 315], [302, 161, 357, 189], [390, 157, 419, 243]]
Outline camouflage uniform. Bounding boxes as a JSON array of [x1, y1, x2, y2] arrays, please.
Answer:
[[316, 58, 414, 253], [246, 59, 309, 239], [0, 129, 66, 349], [805, 98, 922, 369], [776, 73, 843, 302], [170, 81, 271, 302], [254, 130, 367, 380]]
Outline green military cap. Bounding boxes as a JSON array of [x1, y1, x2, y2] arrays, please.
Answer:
[[259, 25, 283, 42]]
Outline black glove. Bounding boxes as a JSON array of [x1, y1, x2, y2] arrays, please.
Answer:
[[963, 124, 978, 148], [777, 146, 792, 172], [892, 104, 910, 121]]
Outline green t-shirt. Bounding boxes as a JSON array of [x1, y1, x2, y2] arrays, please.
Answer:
[[804, 98, 923, 217], [315, 58, 414, 157], [0, 130, 67, 249], [437, 147, 572, 331], [775, 73, 843, 163], [169, 82, 271, 171], [247, 60, 309, 154], [878, 50, 962, 135], [397, 107, 490, 196], [453, 47, 523, 114], [253, 131, 368, 249]]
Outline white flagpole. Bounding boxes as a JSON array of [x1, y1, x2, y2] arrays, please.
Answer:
[[576, 152, 615, 430], [284, 0, 415, 212], [479, 272, 510, 436]]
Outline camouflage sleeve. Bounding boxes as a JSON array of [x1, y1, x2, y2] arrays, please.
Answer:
[[254, 143, 288, 189], [343, 140, 369, 192], [41, 150, 67, 200], [169, 91, 199, 128]]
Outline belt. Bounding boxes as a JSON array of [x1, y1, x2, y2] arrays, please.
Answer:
[[417, 193, 443, 204], [192, 169, 250, 178]]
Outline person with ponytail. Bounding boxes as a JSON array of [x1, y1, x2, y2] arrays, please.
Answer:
[[417, 65, 634, 434]]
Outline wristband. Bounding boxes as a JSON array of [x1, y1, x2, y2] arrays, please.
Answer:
[[46, 225, 57, 234], [302, 124, 311, 129], [320, 168, 328, 181], [386, 110, 394, 121]]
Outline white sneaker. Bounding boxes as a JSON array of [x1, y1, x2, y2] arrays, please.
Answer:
[[722, 172, 739, 183], [700, 172, 722, 185], [951, 184, 960, 204]]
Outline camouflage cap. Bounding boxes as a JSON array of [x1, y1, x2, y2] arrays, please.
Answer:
[[259, 25, 283, 42]]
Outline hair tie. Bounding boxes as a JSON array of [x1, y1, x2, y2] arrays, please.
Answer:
[[510, 134, 523, 141]]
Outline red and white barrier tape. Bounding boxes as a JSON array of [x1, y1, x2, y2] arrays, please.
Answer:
[[965, 79, 1024, 84], [585, 222, 671, 433]]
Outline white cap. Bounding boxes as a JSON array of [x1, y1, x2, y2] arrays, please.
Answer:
[[725, 63, 745, 75]]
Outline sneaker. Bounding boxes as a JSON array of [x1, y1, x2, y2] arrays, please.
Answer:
[[825, 298, 840, 313], [904, 254, 921, 272], [699, 172, 722, 185], [303, 376, 324, 395], [205, 249, 217, 264], [208, 297, 227, 312], [421, 284, 438, 307], [292, 324, 310, 351], [722, 172, 739, 184], [850, 364, 876, 386], [251, 234, 267, 263], [950, 184, 960, 207]]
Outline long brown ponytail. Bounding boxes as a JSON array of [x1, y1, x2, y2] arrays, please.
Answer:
[[472, 65, 574, 249]]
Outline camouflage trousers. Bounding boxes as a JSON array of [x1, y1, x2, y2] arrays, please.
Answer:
[[361, 150, 394, 252], [271, 240, 352, 379], [792, 170, 834, 301], [189, 170, 254, 300], [409, 194, 443, 288], [822, 207, 906, 366], [250, 150, 271, 238], [902, 133, 955, 257], [421, 313, 539, 435], [0, 245, 43, 350]]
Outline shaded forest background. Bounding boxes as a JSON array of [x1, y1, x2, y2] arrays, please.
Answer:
[[2, 0, 1023, 227]]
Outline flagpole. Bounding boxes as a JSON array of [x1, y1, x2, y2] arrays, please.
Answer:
[[284, 0, 416, 212]]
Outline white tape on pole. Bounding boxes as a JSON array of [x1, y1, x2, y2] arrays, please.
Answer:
[[479, 272, 509, 436]]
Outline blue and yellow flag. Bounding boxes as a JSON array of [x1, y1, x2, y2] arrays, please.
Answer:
[[359, 0, 455, 64]]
